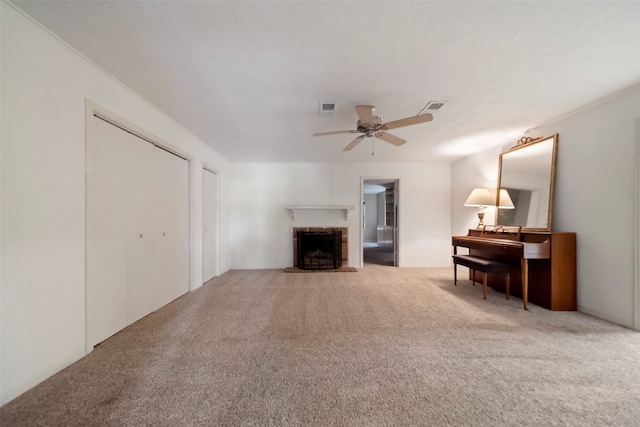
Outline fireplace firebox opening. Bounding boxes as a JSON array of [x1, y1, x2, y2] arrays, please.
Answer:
[[296, 230, 342, 270]]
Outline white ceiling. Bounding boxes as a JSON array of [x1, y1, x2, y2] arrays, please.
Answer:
[[11, 1, 640, 163]]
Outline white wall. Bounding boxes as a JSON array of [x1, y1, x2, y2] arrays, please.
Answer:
[[229, 162, 451, 269], [1, 5, 230, 404], [452, 84, 640, 329], [451, 146, 503, 234]]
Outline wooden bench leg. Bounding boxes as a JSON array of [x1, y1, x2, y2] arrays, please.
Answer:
[[482, 272, 487, 299], [471, 269, 475, 286], [522, 259, 529, 311], [454, 263, 458, 285], [505, 273, 510, 300]]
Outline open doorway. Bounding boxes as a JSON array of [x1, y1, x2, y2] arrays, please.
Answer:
[[362, 178, 399, 267]]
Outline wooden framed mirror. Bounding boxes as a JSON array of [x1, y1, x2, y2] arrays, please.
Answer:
[[496, 134, 558, 231]]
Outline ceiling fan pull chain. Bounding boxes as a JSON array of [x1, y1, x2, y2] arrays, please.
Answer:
[[371, 139, 375, 156]]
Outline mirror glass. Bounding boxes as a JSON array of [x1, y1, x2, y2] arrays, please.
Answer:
[[496, 134, 558, 231]]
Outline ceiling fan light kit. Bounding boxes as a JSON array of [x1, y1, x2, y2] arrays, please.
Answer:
[[314, 105, 433, 152]]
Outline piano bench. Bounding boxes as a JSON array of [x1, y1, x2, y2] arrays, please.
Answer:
[[452, 255, 514, 302]]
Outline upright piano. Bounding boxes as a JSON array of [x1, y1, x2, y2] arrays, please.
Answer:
[[452, 228, 577, 311]]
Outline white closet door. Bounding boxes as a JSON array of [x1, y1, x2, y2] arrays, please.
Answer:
[[126, 132, 163, 324], [86, 117, 128, 350], [173, 156, 190, 297], [202, 169, 218, 282], [153, 147, 177, 309], [88, 114, 191, 347]]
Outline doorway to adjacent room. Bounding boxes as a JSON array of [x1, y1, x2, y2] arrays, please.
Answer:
[[361, 178, 399, 267]]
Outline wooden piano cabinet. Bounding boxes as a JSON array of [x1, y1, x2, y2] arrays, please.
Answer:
[[548, 232, 577, 310], [466, 230, 577, 311]]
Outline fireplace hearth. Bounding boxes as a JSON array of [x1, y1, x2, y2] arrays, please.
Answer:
[[293, 227, 348, 270]]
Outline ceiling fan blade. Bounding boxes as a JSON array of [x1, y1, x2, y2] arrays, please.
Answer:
[[355, 105, 375, 126], [375, 131, 406, 147], [313, 130, 360, 136], [343, 135, 366, 151], [380, 113, 433, 130]]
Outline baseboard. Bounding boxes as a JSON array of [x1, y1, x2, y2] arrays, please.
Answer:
[[1, 348, 87, 406], [577, 305, 636, 331]]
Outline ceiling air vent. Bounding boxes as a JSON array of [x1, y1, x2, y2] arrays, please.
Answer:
[[418, 101, 447, 114], [319, 102, 336, 114], [425, 101, 446, 110]]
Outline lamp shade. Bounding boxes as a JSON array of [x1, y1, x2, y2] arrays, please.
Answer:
[[497, 189, 515, 209], [463, 188, 494, 207], [488, 188, 515, 209]]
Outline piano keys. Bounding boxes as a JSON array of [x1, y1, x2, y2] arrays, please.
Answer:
[[452, 229, 576, 311]]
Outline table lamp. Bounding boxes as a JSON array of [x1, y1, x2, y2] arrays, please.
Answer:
[[464, 188, 494, 228]]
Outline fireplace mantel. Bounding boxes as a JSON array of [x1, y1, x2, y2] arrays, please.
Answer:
[[285, 205, 355, 221]]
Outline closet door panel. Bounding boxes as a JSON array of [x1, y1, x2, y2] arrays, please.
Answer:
[[173, 156, 190, 297], [86, 117, 128, 349], [154, 148, 178, 308], [126, 133, 162, 324]]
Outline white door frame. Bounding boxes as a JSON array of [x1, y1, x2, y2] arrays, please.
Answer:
[[202, 166, 220, 283], [360, 176, 401, 268], [634, 118, 640, 331]]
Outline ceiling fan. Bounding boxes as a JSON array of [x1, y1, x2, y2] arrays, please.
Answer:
[[313, 105, 433, 152]]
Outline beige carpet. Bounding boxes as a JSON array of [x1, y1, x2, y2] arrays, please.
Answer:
[[2, 265, 640, 426]]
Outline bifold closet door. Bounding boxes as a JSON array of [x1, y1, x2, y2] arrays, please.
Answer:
[[203, 169, 218, 282], [87, 115, 190, 349], [150, 145, 190, 310], [87, 117, 128, 349], [126, 132, 165, 324], [126, 135, 190, 323]]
